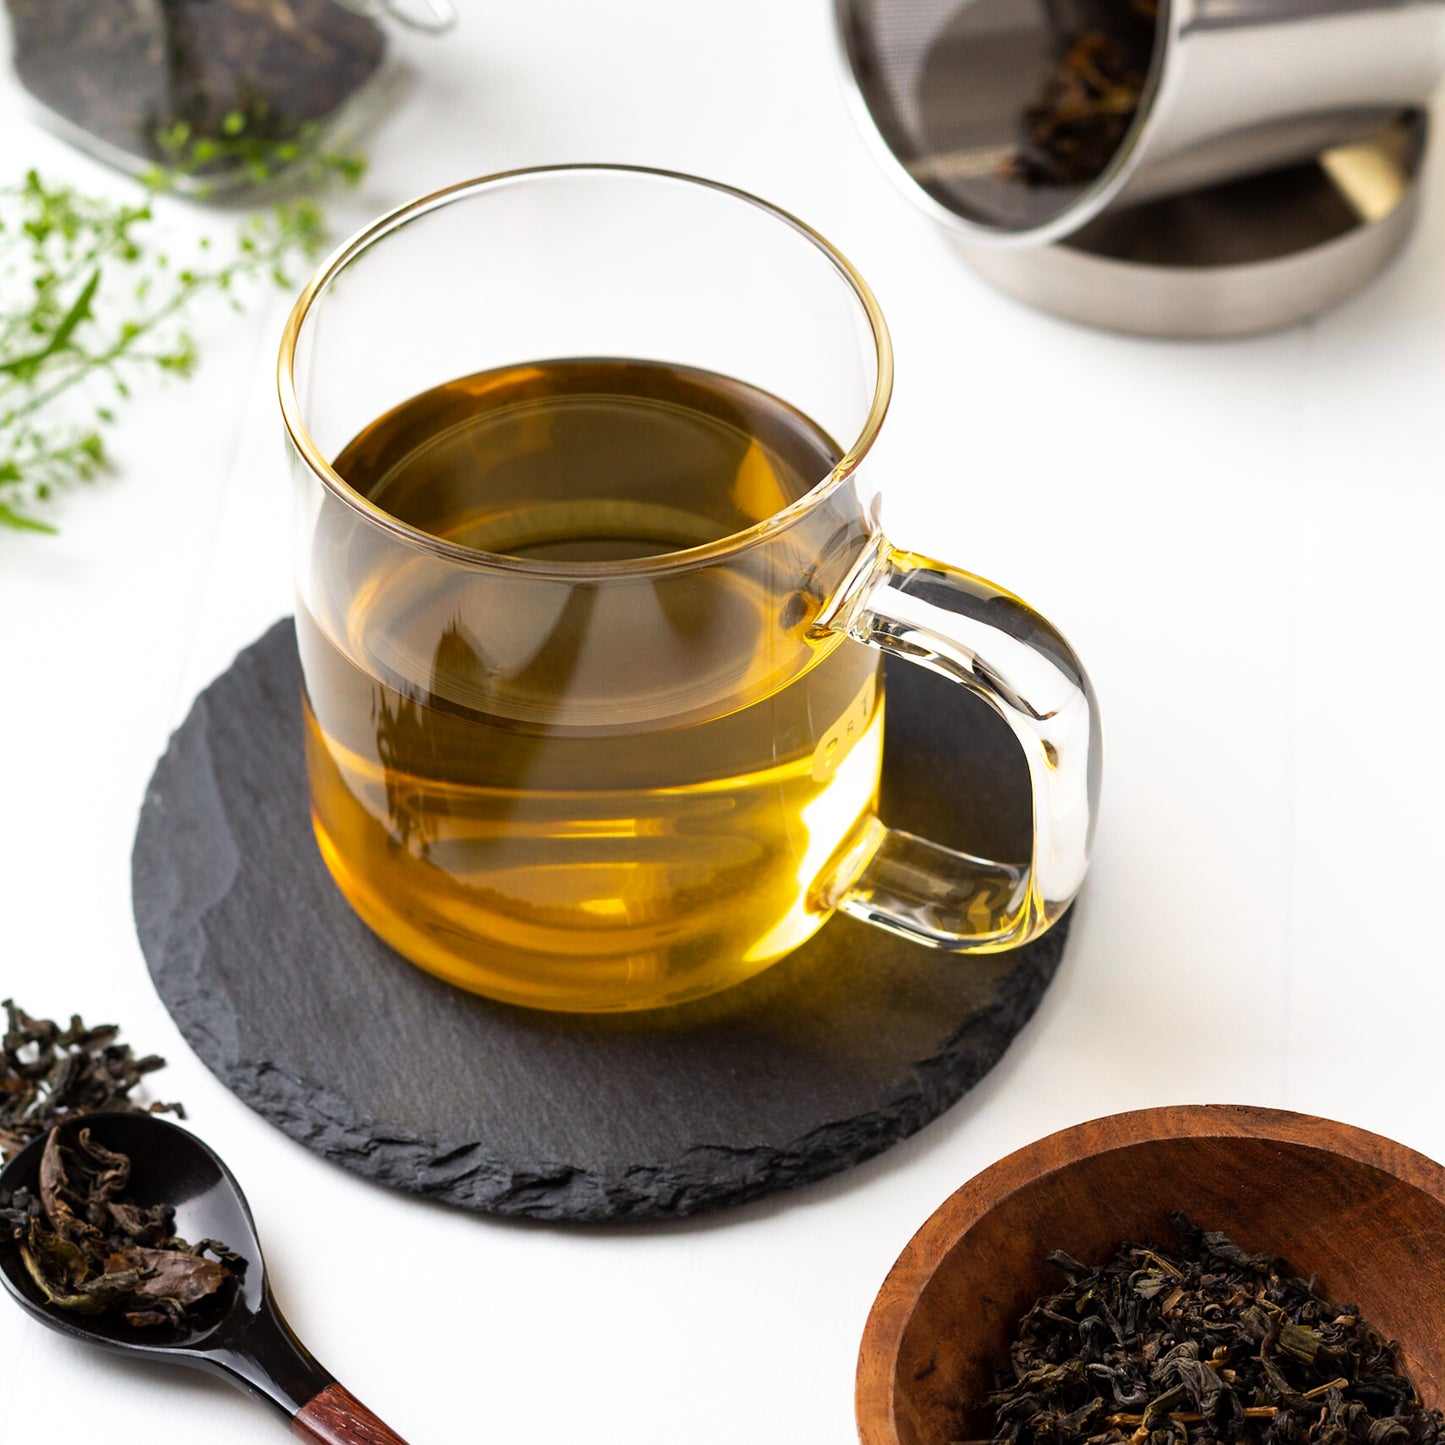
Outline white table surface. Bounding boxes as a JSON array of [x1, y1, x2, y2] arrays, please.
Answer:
[[3, 4, 1444, 1440]]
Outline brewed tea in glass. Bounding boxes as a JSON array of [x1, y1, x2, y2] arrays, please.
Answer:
[[279, 166, 1100, 1012]]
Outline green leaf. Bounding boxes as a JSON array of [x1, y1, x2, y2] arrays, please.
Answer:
[[0, 500, 58, 534], [2, 143, 364, 538], [0, 267, 102, 378]]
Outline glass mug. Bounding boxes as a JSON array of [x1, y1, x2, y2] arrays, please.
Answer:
[[278, 165, 1101, 1013]]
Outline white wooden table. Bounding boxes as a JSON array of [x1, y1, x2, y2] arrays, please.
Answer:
[[3, 4, 1444, 1440]]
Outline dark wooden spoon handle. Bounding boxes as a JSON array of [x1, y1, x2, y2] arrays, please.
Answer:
[[291, 1384, 410, 1444]]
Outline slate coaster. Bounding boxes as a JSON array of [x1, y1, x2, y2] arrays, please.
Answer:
[[133, 619, 1072, 1222]]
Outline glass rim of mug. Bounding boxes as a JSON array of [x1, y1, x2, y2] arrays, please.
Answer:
[[277, 163, 894, 579]]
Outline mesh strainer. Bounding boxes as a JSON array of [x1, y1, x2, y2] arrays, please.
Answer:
[[836, 0, 1445, 246]]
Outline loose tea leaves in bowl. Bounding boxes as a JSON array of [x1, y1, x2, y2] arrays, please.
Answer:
[[1, 1126, 242, 1330], [1006, 0, 1158, 188], [981, 1213, 1444, 1445]]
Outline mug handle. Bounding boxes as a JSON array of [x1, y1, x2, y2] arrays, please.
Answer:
[[813, 536, 1101, 950]]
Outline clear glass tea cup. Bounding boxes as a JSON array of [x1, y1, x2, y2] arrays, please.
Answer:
[[278, 165, 1101, 1013]]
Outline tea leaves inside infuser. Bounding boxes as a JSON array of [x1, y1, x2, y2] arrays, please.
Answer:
[[1005, 0, 1158, 189]]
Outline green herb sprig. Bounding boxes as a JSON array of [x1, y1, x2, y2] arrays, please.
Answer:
[[0, 126, 362, 534]]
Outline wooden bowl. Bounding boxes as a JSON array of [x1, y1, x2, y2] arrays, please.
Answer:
[[856, 1105, 1445, 1445]]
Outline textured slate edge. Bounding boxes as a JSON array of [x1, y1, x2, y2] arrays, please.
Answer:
[[153, 933, 1062, 1222], [135, 619, 1068, 1223]]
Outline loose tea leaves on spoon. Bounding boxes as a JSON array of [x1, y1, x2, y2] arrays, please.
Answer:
[[1, 1126, 242, 1329], [980, 1214, 1444, 1445], [0, 1004, 235, 1332]]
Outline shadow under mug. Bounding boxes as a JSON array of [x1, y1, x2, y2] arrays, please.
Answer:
[[278, 165, 1101, 1013]]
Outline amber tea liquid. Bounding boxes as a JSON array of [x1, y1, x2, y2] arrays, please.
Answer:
[[298, 359, 883, 1011]]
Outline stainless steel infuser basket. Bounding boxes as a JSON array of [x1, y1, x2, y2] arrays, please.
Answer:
[[836, 0, 1442, 334]]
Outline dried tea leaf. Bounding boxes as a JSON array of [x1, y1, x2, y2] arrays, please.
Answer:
[[105, 1245, 229, 1307], [105, 1198, 173, 1244], [1005, 0, 1158, 188], [75, 1129, 133, 1199], [982, 1216, 1445, 1445], [1276, 1322, 1323, 1364], [0, 1001, 182, 1161], [37, 1128, 71, 1225], [1, 1123, 241, 1333], [21, 1224, 90, 1290], [20, 1224, 142, 1315]]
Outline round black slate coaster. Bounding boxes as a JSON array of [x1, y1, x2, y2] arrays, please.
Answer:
[[133, 619, 1072, 1222]]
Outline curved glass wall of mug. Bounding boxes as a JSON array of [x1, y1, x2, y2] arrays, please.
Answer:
[[281, 167, 893, 1011]]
